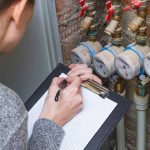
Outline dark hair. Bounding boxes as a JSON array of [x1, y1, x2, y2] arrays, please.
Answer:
[[0, 0, 35, 13]]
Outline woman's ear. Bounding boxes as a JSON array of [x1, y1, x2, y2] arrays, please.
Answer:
[[12, 0, 28, 26]]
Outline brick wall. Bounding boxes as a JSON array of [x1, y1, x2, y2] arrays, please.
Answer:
[[56, 0, 85, 64], [147, 1, 150, 45], [56, 0, 106, 64]]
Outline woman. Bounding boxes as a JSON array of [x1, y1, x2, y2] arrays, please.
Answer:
[[0, 0, 101, 149]]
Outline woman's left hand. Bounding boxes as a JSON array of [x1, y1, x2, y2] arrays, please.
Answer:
[[68, 64, 102, 84]]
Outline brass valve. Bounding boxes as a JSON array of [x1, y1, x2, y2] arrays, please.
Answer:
[[114, 76, 125, 94], [128, 6, 147, 32], [136, 25, 147, 44], [80, 16, 94, 31], [112, 26, 123, 45]]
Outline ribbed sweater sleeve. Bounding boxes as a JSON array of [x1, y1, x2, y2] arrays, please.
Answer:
[[28, 118, 65, 150]]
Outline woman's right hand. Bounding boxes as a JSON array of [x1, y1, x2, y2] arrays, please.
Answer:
[[40, 76, 83, 126]]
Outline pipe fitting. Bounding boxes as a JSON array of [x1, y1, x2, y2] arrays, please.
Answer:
[[112, 27, 123, 45], [114, 77, 125, 94], [112, 27, 122, 38], [136, 25, 147, 44], [105, 12, 121, 35], [128, 16, 145, 32], [128, 6, 147, 32], [87, 31, 97, 41], [134, 78, 149, 110], [134, 92, 149, 110], [80, 16, 94, 31], [105, 20, 120, 35], [136, 79, 148, 96], [89, 23, 97, 32]]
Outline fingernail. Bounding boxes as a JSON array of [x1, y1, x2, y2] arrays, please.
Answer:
[[67, 71, 72, 75]]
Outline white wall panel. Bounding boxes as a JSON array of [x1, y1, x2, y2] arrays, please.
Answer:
[[0, 0, 62, 102]]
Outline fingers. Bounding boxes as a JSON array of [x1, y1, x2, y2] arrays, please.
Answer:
[[80, 74, 102, 84], [91, 75, 102, 84], [47, 77, 65, 99], [68, 64, 101, 84], [69, 64, 88, 71], [66, 76, 81, 88], [68, 67, 93, 77], [51, 77, 65, 86], [41, 76, 83, 126], [69, 64, 77, 69]]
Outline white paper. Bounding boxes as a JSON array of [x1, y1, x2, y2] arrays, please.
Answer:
[[60, 86, 117, 150], [28, 91, 48, 138], [28, 73, 117, 150]]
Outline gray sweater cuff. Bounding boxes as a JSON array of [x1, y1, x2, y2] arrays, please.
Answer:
[[28, 119, 65, 150]]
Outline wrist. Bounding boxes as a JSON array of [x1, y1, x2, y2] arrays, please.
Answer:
[[40, 110, 64, 127]]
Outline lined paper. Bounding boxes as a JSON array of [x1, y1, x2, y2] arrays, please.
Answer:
[[28, 73, 117, 150], [60, 85, 117, 150], [28, 91, 48, 137]]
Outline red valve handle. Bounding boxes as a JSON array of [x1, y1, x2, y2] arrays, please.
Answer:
[[81, 5, 87, 11], [79, 0, 88, 17], [132, 1, 143, 9], [106, 1, 112, 10], [123, 0, 143, 11], [123, 5, 131, 11], [105, 14, 111, 22], [79, 5, 87, 16], [80, 10, 84, 16], [105, 1, 115, 22], [108, 7, 115, 14], [80, 0, 85, 6]]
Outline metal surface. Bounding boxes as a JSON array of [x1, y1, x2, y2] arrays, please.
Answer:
[[136, 110, 147, 150], [39, 0, 63, 67], [0, 0, 62, 102]]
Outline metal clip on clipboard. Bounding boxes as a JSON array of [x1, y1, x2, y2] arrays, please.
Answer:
[[82, 80, 109, 99]]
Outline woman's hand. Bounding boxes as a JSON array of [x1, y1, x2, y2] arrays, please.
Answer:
[[40, 76, 83, 126], [68, 64, 102, 84]]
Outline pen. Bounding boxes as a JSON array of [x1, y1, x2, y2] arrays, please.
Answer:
[[55, 79, 67, 102]]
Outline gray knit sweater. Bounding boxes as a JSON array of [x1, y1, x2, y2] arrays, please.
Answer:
[[0, 83, 64, 150]]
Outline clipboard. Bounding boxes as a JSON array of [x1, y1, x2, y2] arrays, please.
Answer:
[[25, 63, 132, 150]]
